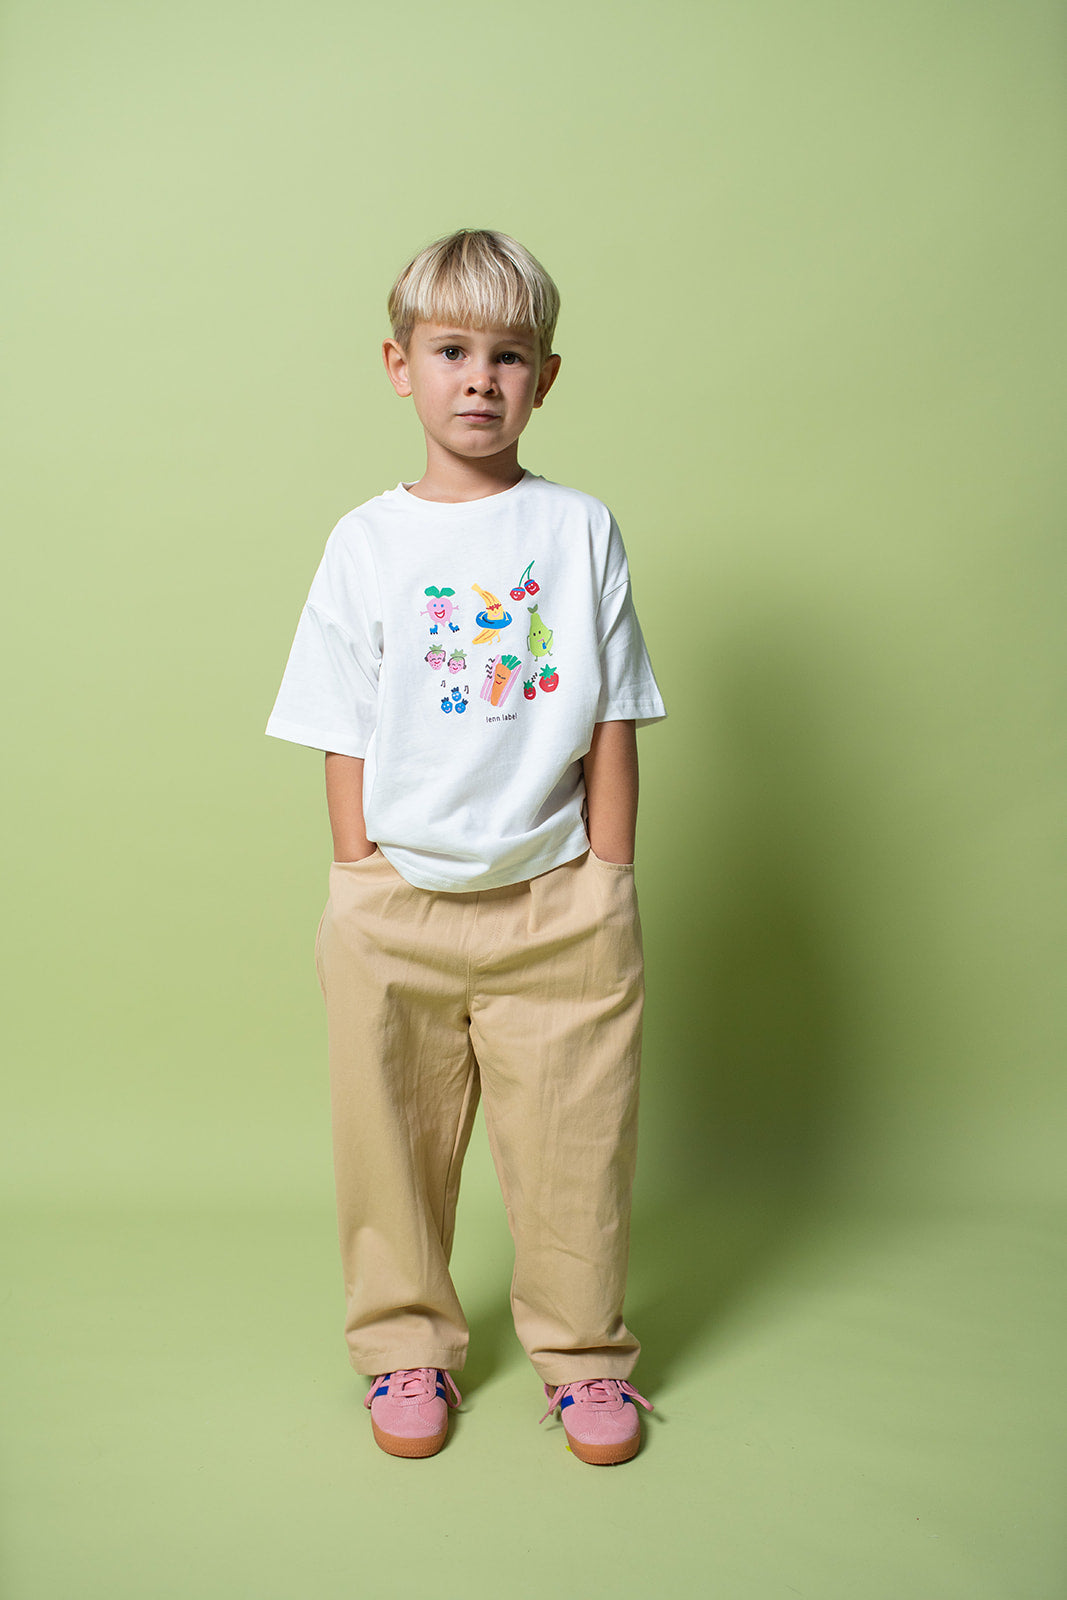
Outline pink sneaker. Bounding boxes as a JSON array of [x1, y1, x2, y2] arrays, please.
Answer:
[[364, 1368, 462, 1458], [539, 1378, 653, 1465]]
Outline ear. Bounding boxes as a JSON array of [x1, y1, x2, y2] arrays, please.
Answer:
[[532, 352, 562, 409], [382, 337, 412, 397]]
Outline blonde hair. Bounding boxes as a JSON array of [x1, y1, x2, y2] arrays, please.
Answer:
[[387, 229, 560, 363]]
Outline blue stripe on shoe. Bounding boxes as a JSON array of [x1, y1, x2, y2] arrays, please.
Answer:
[[373, 1372, 448, 1397], [559, 1392, 634, 1410]]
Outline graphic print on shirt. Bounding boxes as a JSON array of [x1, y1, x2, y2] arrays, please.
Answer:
[[422, 587, 460, 634], [415, 566, 559, 723], [480, 655, 523, 708], [471, 584, 513, 645], [508, 560, 540, 600], [526, 602, 560, 693], [439, 681, 470, 714], [526, 604, 553, 658]]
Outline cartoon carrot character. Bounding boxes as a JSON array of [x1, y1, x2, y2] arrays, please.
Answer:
[[480, 654, 523, 706], [492, 654, 522, 706]]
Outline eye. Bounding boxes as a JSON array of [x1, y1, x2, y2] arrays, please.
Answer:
[[441, 346, 463, 360], [499, 351, 523, 365]]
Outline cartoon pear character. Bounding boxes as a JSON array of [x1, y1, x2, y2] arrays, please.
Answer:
[[527, 603, 553, 657]]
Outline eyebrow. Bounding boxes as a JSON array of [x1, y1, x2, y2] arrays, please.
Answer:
[[428, 331, 536, 349]]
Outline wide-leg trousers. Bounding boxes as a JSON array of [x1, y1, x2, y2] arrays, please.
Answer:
[[315, 845, 645, 1386]]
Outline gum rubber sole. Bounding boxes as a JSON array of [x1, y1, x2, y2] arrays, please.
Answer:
[[564, 1429, 641, 1465], [371, 1420, 448, 1459]]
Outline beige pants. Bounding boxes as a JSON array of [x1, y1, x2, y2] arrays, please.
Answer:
[[315, 846, 645, 1385]]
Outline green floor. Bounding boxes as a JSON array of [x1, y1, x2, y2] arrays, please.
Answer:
[[5, 1142, 1064, 1599]]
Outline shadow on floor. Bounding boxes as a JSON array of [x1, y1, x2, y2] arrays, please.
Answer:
[[627, 616, 901, 1383]]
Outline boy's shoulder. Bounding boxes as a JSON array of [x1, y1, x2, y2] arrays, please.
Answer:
[[532, 474, 615, 526], [313, 476, 621, 591], [332, 473, 615, 536]]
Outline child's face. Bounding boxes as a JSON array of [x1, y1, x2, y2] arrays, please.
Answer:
[[383, 323, 560, 466]]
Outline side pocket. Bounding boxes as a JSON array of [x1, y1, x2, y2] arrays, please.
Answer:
[[313, 903, 329, 998], [587, 848, 636, 872], [331, 846, 382, 867]]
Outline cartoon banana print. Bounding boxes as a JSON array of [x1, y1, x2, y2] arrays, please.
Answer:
[[471, 583, 513, 645]]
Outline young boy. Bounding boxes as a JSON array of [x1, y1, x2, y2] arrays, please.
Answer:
[[266, 229, 666, 1465]]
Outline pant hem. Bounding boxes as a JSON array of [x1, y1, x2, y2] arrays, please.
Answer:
[[349, 1349, 469, 1377], [532, 1356, 641, 1387]]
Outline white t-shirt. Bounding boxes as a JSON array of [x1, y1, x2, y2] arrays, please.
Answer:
[[266, 471, 666, 891]]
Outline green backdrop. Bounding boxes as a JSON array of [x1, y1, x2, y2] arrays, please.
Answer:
[[3, 3, 1064, 1597]]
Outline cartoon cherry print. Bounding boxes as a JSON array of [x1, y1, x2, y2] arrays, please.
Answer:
[[510, 560, 538, 601]]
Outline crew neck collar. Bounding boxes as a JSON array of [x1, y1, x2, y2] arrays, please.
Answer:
[[390, 469, 537, 513]]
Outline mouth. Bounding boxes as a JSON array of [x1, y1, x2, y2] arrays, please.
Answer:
[[458, 412, 500, 422]]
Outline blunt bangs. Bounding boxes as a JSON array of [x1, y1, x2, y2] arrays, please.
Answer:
[[388, 230, 560, 362]]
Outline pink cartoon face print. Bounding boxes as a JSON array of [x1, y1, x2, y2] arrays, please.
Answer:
[[425, 644, 447, 670], [422, 586, 460, 634]]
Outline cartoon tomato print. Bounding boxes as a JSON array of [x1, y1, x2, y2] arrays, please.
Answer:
[[539, 662, 559, 692]]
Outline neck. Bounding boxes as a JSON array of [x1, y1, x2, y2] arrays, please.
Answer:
[[405, 441, 526, 504]]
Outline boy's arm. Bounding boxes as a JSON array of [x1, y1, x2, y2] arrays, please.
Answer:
[[324, 752, 376, 861], [582, 719, 638, 864]]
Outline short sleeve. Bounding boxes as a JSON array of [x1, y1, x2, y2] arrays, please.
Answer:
[[265, 521, 382, 757], [595, 578, 667, 726]]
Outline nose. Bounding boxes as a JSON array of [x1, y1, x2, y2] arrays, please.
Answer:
[[465, 364, 497, 395]]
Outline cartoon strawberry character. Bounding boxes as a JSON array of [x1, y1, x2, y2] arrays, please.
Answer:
[[447, 648, 467, 675], [539, 662, 559, 693], [523, 678, 536, 701], [426, 645, 446, 670]]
